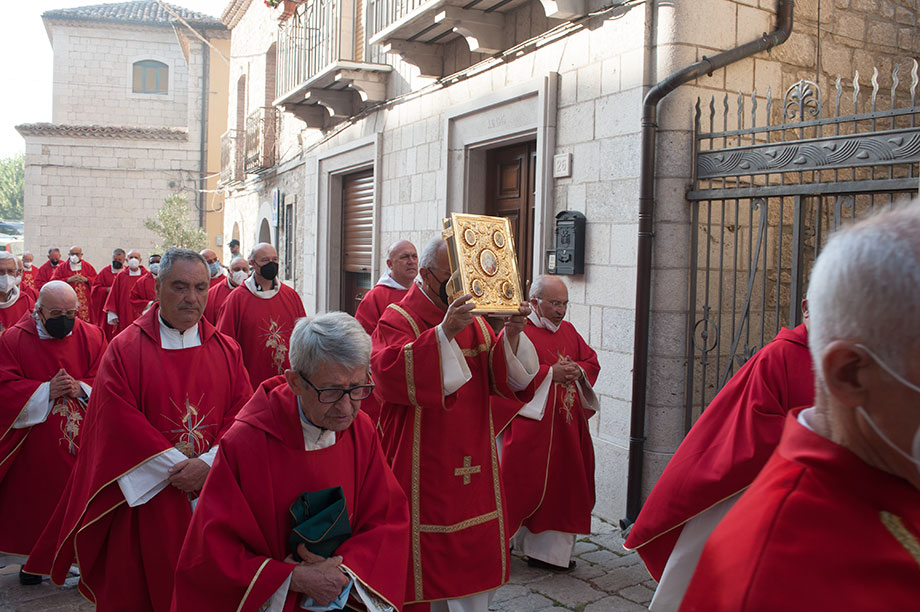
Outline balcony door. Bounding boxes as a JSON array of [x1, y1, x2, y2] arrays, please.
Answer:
[[486, 141, 536, 292], [341, 169, 374, 316]]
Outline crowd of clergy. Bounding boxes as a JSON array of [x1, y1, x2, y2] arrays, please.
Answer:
[[2, 203, 920, 611]]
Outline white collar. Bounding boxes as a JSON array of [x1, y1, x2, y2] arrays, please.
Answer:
[[377, 271, 411, 291], [297, 397, 337, 450], [128, 268, 142, 276], [69, 260, 83, 271], [158, 313, 202, 350], [0, 286, 20, 309], [244, 275, 279, 299]]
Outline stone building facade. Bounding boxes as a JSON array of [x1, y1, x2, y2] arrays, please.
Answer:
[[219, 0, 918, 522], [18, 1, 229, 267]]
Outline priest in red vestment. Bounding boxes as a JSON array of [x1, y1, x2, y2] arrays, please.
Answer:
[[202, 256, 249, 324], [34, 247, 62, 291], [201, 248, 226, 288], [20, 251, 37, 293], [371, 238, 539, 611], [103, 251, 147, 340], [500, 276, 600, 572], [625, 306, 813, 611], [89, 248, 126, 328], [51, 246, 97, 323], [217, 243, 306, 389], [16, 256, 38, 302], [172, 312, 410, 612], [355, 240, 417, 429], [24, 249, 253, 612], [0, 281, 106, 585], [0, 252, 35, 334], [681, 207, 920, 611], [129, 254, 160, 319]]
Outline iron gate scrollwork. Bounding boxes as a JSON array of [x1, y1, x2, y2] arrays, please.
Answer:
[[684, 59, 920, 432]]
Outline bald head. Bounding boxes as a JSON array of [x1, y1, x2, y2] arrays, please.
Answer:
[[200, 248, 220, 277], [37, 280, 78, 312], [387, 240, 418, 287], [249, 243, 279, 285], [127, 249, 141, 260], [529, 275, 569, 328]]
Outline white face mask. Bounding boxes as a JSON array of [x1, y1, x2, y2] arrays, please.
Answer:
[[531, 300, 560, 333], [23, 261, 32, 270], [128, 257, 140, 270], [69, 254, 81, 265], [0, 274, 18, 294], [231, 269, 248, 286], [855, 344, 920, 479], [149, 263, 160, 277]]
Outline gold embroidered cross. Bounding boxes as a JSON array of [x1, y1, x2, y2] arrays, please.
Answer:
[[453, 456, 482, 485]]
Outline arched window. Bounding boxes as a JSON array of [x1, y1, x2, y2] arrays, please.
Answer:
[[132, 60, 168, 94]]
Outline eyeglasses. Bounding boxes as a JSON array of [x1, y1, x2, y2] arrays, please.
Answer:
[[539, 298, 568, 309], [299, 372, 375, 403], [42, 308, 77, 318]]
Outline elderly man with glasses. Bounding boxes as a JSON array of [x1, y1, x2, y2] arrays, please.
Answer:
[[0, 281, 106, 585], [173, 312, 410, 612]]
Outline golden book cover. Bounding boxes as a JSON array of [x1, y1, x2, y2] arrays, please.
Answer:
[[441, 213, 524, 315]]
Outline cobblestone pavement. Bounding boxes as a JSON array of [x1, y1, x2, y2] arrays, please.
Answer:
[[0, 516, 654, 611]]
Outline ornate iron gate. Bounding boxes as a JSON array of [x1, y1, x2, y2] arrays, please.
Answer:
[[684, 60, 920, 430]]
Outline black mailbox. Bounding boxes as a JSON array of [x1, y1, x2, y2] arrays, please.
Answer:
[[550, 211, 585, 275]]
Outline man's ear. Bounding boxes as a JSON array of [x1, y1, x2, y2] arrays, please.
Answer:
[[821, 341, 872, 407], [283, 369, 300, 391]]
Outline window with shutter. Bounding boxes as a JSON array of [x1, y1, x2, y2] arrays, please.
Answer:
[[341, 169, 374, 315]]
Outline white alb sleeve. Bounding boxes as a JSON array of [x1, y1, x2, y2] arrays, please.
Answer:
[[503, 332, 539, 391], [12, 382, 53, 429], [437, 325, 472, 395], [517, 370, 553, 420], [106, 311, 119, 325], [197, 445, 218, 467], [117, 448, 188, 507]]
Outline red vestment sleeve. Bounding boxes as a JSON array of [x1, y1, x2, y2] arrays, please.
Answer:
[[372, 314, 446, 411]]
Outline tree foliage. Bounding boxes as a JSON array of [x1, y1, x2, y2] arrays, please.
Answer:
[[0, 153, 24, 220], [144, 193, 207, 253]]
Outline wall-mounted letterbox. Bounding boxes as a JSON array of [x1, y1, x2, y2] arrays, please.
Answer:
[[548, 210, 585, 275]]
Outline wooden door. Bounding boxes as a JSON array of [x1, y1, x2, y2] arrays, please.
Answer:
[[486, 141, 536, 290], [341, 169, 374, 316]]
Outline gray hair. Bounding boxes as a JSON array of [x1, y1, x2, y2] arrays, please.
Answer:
[[0, 252, 15, 264], [419, 238, 443, 270], [157, 248, 208, 281], [289, 312, 372, 378], [807, 203, 920, 378], [112, 248, 126, 256], [229, 256, 247, 267], [529, 275, 564, 299]]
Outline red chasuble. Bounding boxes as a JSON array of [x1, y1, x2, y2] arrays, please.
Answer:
[[171, 378, 410, 612], [216, 283, 306, 389], [0, 314, 106, 555], [24, 306, 252, 612], [0, 290, 34, 335], [500, 321, 600, 536], [34, 260, 59, 290], [624, 325, 813, 581], [355, 284, 408, 334], [102, 267, 147, 340], [129, 271, 157, 319], [681, 409, 920, 611], [202, 277, 237, 325], [51, 260, 97, 322], [371, 284, 533, 605], [90, 265, 119, 327], [21, 266, 37, 293], [209, 274, 224, 288]]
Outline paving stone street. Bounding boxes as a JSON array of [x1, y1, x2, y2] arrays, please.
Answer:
[[0, 516, 654, 611]]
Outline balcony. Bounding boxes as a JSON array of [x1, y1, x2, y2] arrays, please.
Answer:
[[275, 0, 392, 130], [244, 107, 281, 174], [220, 129, 242, 185], [367, 0, 585, 78]]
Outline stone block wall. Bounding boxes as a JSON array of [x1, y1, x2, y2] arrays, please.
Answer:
[[47, 21, 190, 128]]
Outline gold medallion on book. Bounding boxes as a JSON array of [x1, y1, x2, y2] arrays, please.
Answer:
[[441, 213, 524, 315]]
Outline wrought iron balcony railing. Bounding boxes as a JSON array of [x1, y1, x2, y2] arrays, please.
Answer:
[[244, 107, 281, 174], [219, 129, 242, 184], [277, 0, 347, 100]]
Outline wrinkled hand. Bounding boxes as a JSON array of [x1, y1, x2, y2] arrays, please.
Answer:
[[49, 369, 73, 400], [441, 294, 475, 341], [67, 274, 87, 284], [168, 457, 209, 492], [285, 552, 348, 606], [553, 358, 582, 384], [503, 303, 532, 352]]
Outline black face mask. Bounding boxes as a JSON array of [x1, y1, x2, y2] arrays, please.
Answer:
[[44, 315, 75, 339], [112, 260, 124, 269], [429, 270, 451, 306], [259, 261, 279, 281]]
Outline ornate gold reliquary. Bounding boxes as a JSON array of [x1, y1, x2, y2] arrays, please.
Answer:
[[441, 213, 524, 315]]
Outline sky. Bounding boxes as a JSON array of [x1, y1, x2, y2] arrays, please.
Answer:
[[0, 0, 230, 159]]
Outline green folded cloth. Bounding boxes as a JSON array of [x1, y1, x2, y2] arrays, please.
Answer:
[[288, 486, 352, 561]]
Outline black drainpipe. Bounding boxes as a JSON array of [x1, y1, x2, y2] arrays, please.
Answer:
[[622, 0, 794, 529]]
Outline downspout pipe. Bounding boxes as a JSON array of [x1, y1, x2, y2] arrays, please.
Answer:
[[622, 0, 794, 529], [199, 40, 210, 231]]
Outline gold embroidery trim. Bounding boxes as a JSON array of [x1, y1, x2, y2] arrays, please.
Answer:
[[488, 411, 507, 583], [475, 317, 492, 352], [388, 304, 420, 338], [405, 344, 424, 601], [461, 344, 489, 358], [880, 511, 920, 568], [237, 557, 272, 612], [419, 511, 500, 533]]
